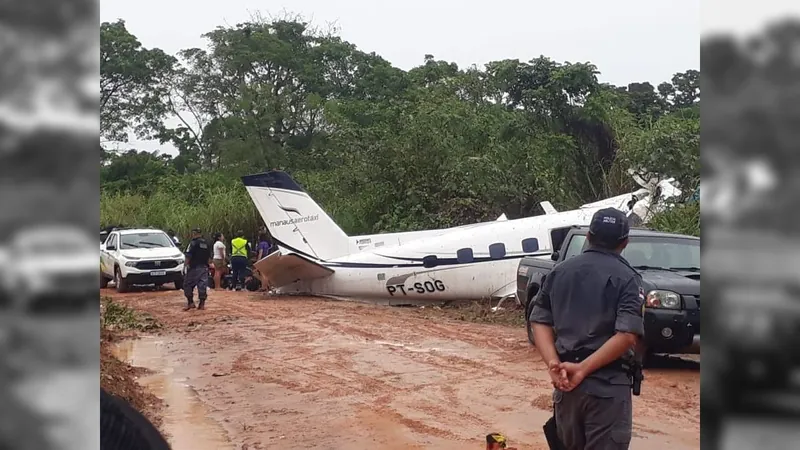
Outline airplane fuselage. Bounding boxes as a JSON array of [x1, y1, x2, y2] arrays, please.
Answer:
[[273, 207, 599, 301], [243, 169, 679, 304]]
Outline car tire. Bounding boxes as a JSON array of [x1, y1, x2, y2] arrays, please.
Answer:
[[100, 272, 109, 289], [174, 278, 183, 291], [115, 267, 129, 293]]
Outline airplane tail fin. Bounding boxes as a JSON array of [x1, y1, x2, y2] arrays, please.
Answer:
[[242, 171, 351, 261]]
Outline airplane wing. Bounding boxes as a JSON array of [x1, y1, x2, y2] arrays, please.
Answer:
[[540, 201, 558, 215], [490, 283, 517, 300], [253, 251, 334, 288]]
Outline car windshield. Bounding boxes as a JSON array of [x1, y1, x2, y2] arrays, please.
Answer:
[[623, 237, 700, 271], [563, 234, 700, 271], [120, 233, 174, 249]]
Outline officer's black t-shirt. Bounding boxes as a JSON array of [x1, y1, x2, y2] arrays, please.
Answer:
[[185, 237, 211, 268]]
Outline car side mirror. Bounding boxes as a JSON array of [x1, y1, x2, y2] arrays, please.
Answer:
[[106, 245, 116, 251], [550, 251, 560, 261]]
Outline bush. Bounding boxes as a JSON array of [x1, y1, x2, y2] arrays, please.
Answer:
[[648, 202, 700, 237], [101, 297, 160, 332]]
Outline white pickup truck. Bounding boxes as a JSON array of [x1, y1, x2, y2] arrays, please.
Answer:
[[100, 228, 185, 292]]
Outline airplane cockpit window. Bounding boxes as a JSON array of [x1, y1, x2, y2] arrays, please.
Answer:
[[489, 243, 506, 259], [521, 238, 540, 253], [422, 255, 439, 268], [457, 248, 474, 263]]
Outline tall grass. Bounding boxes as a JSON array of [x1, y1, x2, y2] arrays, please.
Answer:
[[100, 181, 262, 243], [648, 202, 700, 237]]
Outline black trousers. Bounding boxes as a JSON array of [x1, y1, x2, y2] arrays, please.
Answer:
[[183, 266, 208, 303], [554, 388, 632, 450], [230, 256, 248, 289]]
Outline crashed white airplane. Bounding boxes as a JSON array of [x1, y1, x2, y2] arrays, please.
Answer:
[[243, 171, 680, 304]]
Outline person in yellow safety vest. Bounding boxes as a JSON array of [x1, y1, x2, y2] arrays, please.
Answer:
[[229, 230, 251, 291]]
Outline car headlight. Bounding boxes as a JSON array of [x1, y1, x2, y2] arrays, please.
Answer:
[[646, 290, 681, 309], [124, 261, 137, 267]]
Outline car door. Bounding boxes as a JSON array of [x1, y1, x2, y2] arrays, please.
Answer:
[[100, 233, 118, 277]]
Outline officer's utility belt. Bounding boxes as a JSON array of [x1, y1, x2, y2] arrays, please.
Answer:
[[558, 349, 630, 373]]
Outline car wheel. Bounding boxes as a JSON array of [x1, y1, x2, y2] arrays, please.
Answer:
[[100, 272, 109, 289], [174, 278, 183, 291], [115, 268, 129, 293]]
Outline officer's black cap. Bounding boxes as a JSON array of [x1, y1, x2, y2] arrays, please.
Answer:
[[589, 208, 630, 245]]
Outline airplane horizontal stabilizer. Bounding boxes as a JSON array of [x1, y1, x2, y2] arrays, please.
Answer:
[[540, 201, 558, 215], [253, 251, 334, 289]]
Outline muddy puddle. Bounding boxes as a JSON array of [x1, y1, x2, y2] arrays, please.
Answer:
[[112, 336, 234, 450]]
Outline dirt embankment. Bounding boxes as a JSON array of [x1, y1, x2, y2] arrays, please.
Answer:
[[103, 288, 700, 450], [100, 298, 164, 428]]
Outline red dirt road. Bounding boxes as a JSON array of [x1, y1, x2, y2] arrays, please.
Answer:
[[104, 288, 699, 450]]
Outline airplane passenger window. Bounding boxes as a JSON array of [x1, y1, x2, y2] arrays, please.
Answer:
[[457, 248, 474, 263], [422, 255, 439, 268], [521, 238, 540, 253], [489, 243, 506, 259]]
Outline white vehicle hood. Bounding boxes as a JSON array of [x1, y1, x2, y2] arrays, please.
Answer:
[[120, 248, 184, 259]]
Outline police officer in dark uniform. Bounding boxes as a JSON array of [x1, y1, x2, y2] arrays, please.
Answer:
[[183, 228, 211, 311], [530, 208, 645, 450]]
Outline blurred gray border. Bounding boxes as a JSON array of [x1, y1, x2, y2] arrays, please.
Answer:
[[0, 0, 100, 449], [702, 3, 800, 450]]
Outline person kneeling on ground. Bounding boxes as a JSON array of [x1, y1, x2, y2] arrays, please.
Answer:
[[183, 228, 211, 311]]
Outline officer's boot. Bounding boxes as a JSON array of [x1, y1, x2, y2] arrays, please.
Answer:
[[183, 298, 196, 311]]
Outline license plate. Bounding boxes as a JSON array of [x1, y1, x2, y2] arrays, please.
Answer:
[[150, 271, 166, 276]]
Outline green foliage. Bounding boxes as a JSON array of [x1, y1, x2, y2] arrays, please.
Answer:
[[100, 15, 701, 236], [101, 297, 161, 332], [100, 172, 262, 243], [101, 20, 176, 143], [648, 202, 701, 237]]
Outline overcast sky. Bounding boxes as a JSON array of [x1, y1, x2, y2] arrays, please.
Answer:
[[100, 0, 711, 155]]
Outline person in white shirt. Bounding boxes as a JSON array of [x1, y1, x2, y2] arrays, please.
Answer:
[[211, 233, 227, 290]]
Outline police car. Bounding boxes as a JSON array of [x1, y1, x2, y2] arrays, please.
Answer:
[[100, 228, 185, 292]]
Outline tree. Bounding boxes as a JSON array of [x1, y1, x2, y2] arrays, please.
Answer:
[[100, 20, 176, 143], [99, 15, 700, 237]]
